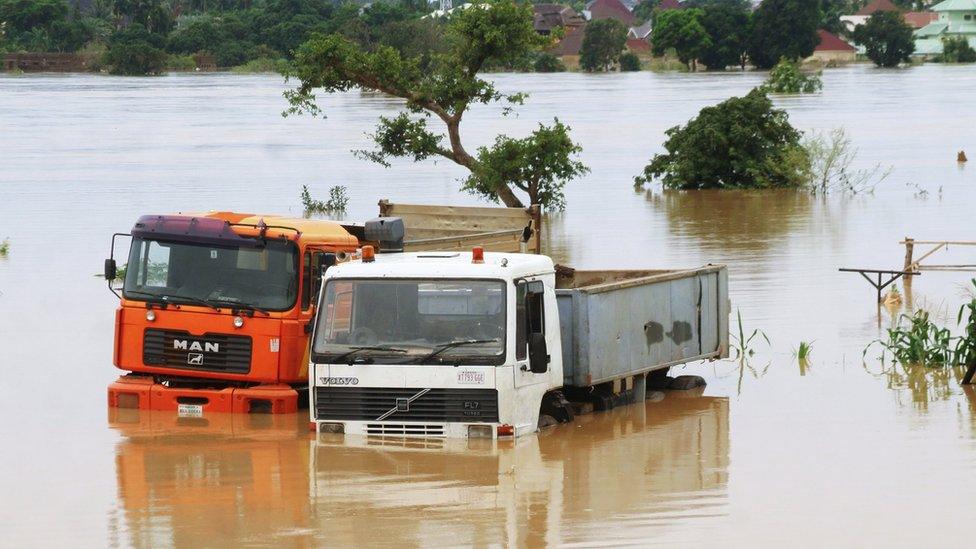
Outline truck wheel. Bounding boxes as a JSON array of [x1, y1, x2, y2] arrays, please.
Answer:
[[540, 391, 575, 423], [669, 375, 706, 390], [538, 414, 558, 429]]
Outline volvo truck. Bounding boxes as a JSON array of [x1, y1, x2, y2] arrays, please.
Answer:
[[309, 247, 729, 438]]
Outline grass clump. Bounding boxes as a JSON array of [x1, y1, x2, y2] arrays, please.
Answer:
[[732, 309, 770, 359], [869, 281, 976, 368], [301, 185, 349, 217], [0, 238, 9, 257]]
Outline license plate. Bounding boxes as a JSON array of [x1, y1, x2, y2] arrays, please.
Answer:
[[177, 403, 203, 418]]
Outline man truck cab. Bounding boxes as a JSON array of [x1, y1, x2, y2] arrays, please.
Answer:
[[106, 212, 366, 414]]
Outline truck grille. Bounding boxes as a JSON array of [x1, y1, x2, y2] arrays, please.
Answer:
[[143, 329, 252, 374], [315, 387, 499, 423]]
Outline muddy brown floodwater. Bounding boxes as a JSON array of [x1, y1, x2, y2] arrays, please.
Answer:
[[2, 66, 976, 547]]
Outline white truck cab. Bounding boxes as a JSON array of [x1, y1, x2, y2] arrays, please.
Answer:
[[310, 248, 729, 439]]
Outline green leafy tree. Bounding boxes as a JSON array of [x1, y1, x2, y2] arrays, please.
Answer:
[[635, 89, 810, 189], [579, 18, 627, 72], [287, 0, 588, 210], [747, 0, 821, 69], [105, 23, 167, 75], [698, 2, 749, 70], [632, 0, 660, 24], [852, 10, 915, 67], [941, 36, 976, 63], [652, 8, 711, 71]]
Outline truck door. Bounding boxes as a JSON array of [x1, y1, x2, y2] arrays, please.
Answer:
[[514, 280, 550, 389]]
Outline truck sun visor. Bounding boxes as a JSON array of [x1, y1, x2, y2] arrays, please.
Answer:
[[364, 217, 405, 252], [131, 215, 263, 247]]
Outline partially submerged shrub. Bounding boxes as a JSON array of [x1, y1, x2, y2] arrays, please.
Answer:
[[105, 24, 167, 76], [0, 238, 9, 257], [166, 54, 197, 71], [762, 57, 822, 94], [939, 36, 976, 63], [619, 52, 641, 72], [302, 185, 349, 217], [231, 57, 292, 74], [533, 53, 565, 73], [802, 128, 890, 194]]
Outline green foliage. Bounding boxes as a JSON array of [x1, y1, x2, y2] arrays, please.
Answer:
[[166, 53, 196, 71], [579, 18, 627, 72], [288, 1, 587, 210], [0, 237, 9, 257], [631, 0, 658, 24], [619, 51, 641, 72], [794, 340, 813, 360], [698, 1, 749, 70], [301, 185, 349, 216], [747, 0, 821, 70], [462, 119, 589, 211], [940, 36, 976, 64], [651, 8, 711, 70], [635, 89, 810, 190], [761, 57, 822, 94], [533, 52, 565, 72], [105, 23, 167, 75], [852, 10, 915, 68], [869, 282, 976, 368]]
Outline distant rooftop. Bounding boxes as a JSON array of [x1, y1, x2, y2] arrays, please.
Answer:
[[856, 0, 900, 15]]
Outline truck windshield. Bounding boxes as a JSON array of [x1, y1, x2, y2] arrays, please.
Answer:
[[313, 279, 506, 365], [122, 237, 298, 311]]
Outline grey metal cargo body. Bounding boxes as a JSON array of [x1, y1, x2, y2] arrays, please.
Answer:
[[554, 266, 729, 388]]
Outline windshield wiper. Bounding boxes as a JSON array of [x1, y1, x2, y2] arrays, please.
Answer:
[[205, 298, 270, 316], [124, 290, 220, 311], [330, 345, 408, 364], [414, 339, 499, 363]]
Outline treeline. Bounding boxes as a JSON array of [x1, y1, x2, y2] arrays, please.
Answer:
[[0, 0, 444, 74]]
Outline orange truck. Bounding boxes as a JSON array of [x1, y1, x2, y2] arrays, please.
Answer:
[[104, 203, 540, 415]]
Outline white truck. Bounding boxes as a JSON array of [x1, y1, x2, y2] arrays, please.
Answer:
[[309, 247, 728, 438]]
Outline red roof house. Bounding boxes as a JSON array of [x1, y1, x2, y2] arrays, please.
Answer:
[[904, 11, 938, 29], [549, 24, 586, 56], [810, 29, 857, 63], [586, 0, 637, 26], [856, 0, 900, 15], [625, 38, 651, 53]]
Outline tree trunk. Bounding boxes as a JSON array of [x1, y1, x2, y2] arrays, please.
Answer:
[[445, 117, 525, 208]]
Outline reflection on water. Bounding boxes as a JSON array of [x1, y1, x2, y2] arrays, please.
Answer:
[[109, 398, 728, 546], [866, 362, 971, 412], [648, 189, 813, 254]]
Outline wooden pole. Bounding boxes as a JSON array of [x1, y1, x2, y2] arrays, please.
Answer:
[[903, 237, 914, 307]]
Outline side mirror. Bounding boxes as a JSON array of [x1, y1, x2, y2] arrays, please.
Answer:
[[529, 332, 549, 374], [104, 258, 117, 281]]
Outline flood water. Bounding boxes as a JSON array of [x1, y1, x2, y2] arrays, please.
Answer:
[[2, 64, 976, 546]]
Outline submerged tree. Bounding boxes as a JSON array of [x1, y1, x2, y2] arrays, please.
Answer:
[[286, 0, 588, 210], [579, 18, 628, 72], [652, 8, 711, 71], [635, 89, 810, 190], [747, 0, 821, 69], [853, 10, 915, 68]]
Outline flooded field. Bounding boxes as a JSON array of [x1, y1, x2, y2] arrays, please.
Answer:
[[2, 64, 976, 546]]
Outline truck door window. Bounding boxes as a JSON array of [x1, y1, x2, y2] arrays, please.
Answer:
[[517, 281, 545, 361], [301, 252, 327, 310]]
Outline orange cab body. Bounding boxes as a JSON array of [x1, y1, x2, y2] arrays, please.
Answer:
[[108, 212, 362, 414]]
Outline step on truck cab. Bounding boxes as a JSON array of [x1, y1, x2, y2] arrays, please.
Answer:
[[309, 248, 729, 438], [105, 212, 371, 414]]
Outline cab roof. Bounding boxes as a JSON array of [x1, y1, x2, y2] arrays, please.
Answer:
[[328, 251, 555, 281], [139, 211, 360, 247]]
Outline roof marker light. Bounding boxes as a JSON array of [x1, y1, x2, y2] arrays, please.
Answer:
[[362, 245, 375, 263], [472, 246, 485, 264]]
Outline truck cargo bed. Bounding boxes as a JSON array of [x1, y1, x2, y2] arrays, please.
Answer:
[[554, 265, 729, 388]]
